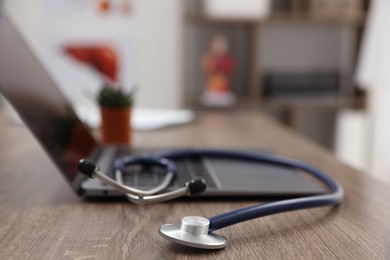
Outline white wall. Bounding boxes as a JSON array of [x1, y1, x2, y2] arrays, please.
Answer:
[[3, 0, 183, 109], [135, 1, 183, 108], [2, 0, 43, 55], [355, 0, 390, 184], [335, 110, 370, 173]]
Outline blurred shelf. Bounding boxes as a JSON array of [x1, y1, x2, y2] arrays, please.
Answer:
[[184, 0, 369, 114], [185, 96, 262, 110], [186, 11, 367, 26], [185, 14, 259, 26], [266, 11, 366, 26], [263, 95, 366, 109], [183, 0, 370, 149], [185, 94, 366, 110]]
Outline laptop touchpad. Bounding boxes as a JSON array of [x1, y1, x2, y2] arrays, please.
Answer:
[[204, 158, 324, 195]]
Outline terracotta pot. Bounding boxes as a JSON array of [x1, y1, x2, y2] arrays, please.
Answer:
[[100, 107, 132, 145]]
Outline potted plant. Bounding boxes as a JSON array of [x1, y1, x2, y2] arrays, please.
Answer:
[[98, 84, 133, 144], [63, 44, 134, 145]]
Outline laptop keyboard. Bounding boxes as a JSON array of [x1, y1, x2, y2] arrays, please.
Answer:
[[115, 149, 217, 189]]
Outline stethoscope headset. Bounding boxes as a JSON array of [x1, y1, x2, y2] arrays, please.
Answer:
[[78, 149, 343, 250]]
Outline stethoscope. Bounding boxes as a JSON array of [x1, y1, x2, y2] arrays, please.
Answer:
[[78, 149, 343, 250]]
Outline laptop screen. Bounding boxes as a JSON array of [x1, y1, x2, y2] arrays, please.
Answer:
[[0, 15, 97, 182]]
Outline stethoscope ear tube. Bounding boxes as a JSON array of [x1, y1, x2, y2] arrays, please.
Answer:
[[124, 179, 207, 204], [77, 159, 207, 203]]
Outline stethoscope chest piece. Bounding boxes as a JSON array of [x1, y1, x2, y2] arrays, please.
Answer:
[[159, 216, 227, 249]]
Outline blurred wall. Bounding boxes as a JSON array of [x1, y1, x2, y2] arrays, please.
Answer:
[[136, 1, 183, 108], [356, 0, 390, 184], [3, 0, 183, 109]]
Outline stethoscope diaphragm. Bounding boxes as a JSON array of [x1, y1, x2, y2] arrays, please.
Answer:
[[159, 216, 227, 249]]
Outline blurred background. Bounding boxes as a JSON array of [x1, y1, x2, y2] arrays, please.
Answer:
[[1, 0, 389, 184]]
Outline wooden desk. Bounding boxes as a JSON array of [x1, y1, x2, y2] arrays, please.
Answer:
[[0, 111, 389, 259]]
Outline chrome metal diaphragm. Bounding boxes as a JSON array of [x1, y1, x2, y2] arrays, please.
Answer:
[[159, 216, 227, 249]]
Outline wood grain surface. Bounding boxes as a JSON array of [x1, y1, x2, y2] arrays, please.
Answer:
[[0, 111, 389, 259]]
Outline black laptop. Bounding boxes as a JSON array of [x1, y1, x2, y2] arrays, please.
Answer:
[[0, 14, 324, 198]]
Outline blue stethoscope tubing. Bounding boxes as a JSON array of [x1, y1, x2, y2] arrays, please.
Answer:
[[114, 149, 344, 232]]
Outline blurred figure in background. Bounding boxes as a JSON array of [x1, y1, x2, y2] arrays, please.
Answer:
[[201, 34, 235, 107]]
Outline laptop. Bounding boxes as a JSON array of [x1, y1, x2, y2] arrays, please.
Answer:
[[0, 14, 324, 198]]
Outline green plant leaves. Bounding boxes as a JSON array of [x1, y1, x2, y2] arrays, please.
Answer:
[[97, 86, 133, 108]]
